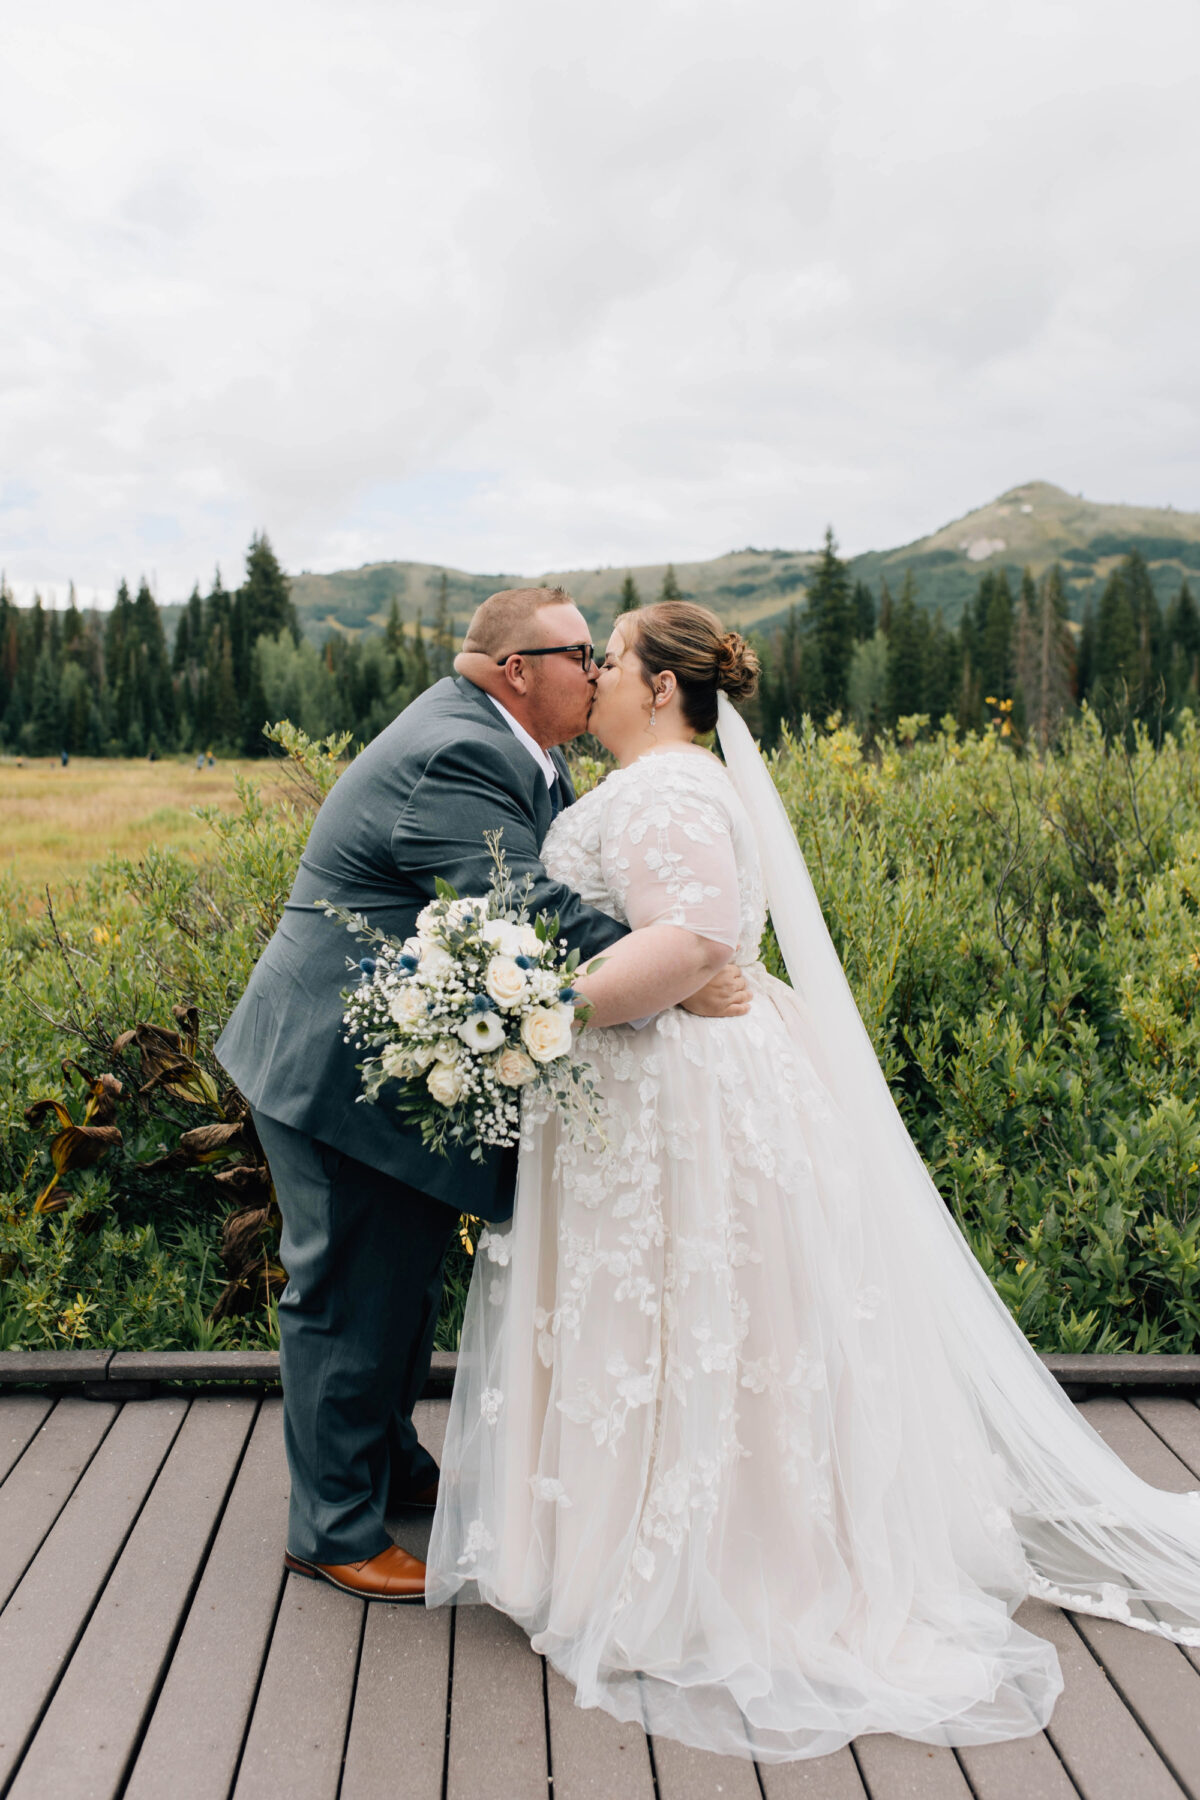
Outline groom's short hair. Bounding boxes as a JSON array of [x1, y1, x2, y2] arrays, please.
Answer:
[[462, 586, 572, 657]]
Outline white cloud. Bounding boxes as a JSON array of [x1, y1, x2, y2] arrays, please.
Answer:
[[2, 0, 1198, 604]]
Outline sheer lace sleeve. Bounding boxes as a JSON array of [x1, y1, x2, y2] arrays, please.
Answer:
[[599, 755, 743, 948]]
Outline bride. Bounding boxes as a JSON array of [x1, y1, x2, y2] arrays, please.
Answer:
[[427, 600, 1200, 1762]]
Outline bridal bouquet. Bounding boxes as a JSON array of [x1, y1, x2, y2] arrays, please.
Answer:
[[323, 835, 603, 1163]]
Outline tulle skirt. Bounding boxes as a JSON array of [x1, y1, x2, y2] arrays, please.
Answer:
[[427, 969, 1070, 1760]]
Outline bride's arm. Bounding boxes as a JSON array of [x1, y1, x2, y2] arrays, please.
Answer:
[[568, 763, 744, 1030], [570, 924, 733, 1029]]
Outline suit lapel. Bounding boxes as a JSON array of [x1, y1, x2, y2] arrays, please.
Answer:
[[550, 744, 576, 805]]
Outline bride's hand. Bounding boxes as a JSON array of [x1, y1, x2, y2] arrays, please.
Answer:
[[680, 965, 751, 1018]]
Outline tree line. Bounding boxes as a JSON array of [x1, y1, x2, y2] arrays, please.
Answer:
[[0, 535, 455, 758], [3, 533, 1198, 760], [745, 533, 1200, 750]]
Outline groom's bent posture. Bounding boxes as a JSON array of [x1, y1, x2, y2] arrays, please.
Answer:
[[218, 586, 743, 1601]]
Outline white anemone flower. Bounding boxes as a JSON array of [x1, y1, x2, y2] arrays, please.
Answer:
[[457, 1011, 507, 1054]]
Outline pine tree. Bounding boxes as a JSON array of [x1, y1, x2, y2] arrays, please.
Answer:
[[619, 572, 641, 611], [384, 597, 404, 654], [877, 577, 893, 636], [660, 565, 683, 601], [1166, 579, 1200, 705], [805, 527, 854, 719], [1093, 564, 1140, 703], [1017, 565, 1074, 748], [430, 572, 453, 681], [851, 579, 876, 640], [978, 569, 1015, 704], [409, 614, 430, 698], [885, 573, 924, 723], [240, 532, 298, 644]]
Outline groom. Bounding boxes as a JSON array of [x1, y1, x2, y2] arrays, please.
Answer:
[[217, 585, 746, 1602]]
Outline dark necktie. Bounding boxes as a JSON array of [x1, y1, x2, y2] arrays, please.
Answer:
[[548, 775, 562, 821]]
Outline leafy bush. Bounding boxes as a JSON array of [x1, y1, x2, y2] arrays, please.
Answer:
[[2, 708, 1199, 1355]]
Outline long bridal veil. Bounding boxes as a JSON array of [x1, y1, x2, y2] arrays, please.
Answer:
[[715, 693, 1200, 1647]]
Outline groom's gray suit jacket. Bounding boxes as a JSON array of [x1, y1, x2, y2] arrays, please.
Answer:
[[216, 676, 626, 1222]]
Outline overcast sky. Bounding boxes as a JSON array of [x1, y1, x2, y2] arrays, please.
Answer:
[[4, 0, 1199, 606]]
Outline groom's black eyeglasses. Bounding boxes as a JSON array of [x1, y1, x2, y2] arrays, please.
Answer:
[[495, 642, 597, 673]]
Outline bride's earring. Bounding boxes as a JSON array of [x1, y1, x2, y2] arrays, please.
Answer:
[[649, 699, 657, 728]]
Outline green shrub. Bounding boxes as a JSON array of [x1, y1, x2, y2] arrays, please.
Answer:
[[2, 708, 1198, 1355]]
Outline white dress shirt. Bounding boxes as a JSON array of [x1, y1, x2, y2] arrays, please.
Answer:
[[486, 693, 559, 792]]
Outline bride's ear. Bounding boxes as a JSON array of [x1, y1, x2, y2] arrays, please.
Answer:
[[654, 671, 677, 706]]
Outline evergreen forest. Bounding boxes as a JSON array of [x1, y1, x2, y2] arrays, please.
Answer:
[[3, 530, 1199, 759]]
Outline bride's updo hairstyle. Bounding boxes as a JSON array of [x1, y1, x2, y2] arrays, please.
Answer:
[[622, 601, 759, 734]]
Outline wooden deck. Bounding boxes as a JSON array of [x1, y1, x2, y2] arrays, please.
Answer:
[[2, 1391, 1200, 1800]]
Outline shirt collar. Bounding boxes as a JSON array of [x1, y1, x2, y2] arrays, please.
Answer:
[[485, 693, 558, 789]]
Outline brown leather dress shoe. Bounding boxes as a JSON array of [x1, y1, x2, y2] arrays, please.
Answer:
[[283, 1543, 426, 1603]]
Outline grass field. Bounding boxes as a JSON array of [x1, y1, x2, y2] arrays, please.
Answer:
[[0, 756, 290, 897]]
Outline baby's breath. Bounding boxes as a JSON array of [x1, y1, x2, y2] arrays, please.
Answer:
[[320, 835, 604, 1164]]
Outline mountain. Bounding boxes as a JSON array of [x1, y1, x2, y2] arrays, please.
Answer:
[[282, 481, 1200, 646]]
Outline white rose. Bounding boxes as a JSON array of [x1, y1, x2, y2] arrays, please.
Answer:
[[457, 1011, 507, 1054], [520, 1003, 575, 1064], [481, 918, 523, 956], [427, 1060, 464, 1106], [387, 985, 428, 1030], [414, 902, 442, 938], [432, 1037, 459, 1063], [495, 1046, 537, 1088], [484, 955, 528, 1009], [482, 918, 544, 960]]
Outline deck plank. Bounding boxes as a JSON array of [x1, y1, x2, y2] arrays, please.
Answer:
[[852, 1735, 972, 1798], [123, 1399, 287, 1800], [0, 1398, 186, 1792], [0, 1394, 53, 1486], [8, 1397, 257, 1800], [1075, 1396, 1199, 1492], [232, 1573, 364, 1800], [651, 1730, 762, 1799], [340, 1604, 450, 1800], [1131, 1396, 1200, 1481], [0, 1395, 116, 1610], [955, 1702, 1079, 1800], [1026, 1597, 1185, 1800], [1062, 1395, 1200, 1793], [445, 1605, 547, 1800], [543, 1661, 655, 1800], [758, 1744, 868, 1798]]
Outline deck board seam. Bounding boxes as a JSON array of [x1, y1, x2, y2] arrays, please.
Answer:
[[0, 1397, 124, 1624], [440, 1604, 456, 1800], [540, 1650, 554, 1800], [112, 1396, 264, 1800], [333, 1593, 369, 1800], [223, 1558, 290, 1799], [0, 1397, 194, 1799]]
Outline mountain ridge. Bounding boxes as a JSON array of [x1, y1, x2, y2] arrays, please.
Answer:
[[282, 481, 1200, 646]]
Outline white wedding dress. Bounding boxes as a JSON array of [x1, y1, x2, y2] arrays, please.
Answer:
[[427, 703, 1200, 1763]]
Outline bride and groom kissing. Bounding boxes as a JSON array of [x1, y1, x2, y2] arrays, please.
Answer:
[[219, 584, 1200, 1764]]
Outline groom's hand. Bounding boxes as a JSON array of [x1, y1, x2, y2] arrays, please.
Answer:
[[681, 965, 751, 1018]]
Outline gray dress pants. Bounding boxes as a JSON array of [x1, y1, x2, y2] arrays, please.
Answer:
[[253, 1110, 460, 1564]]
